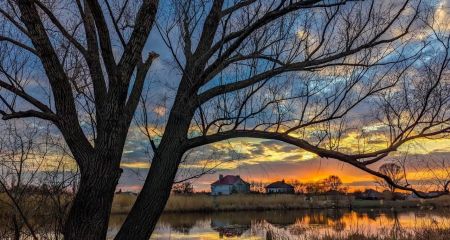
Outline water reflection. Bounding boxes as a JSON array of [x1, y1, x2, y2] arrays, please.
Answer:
[[108, 209, 450, 239]]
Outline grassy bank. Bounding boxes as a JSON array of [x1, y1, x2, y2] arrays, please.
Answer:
[[3, 192, 449, 215], [266, 226, 450, 240], [112, 194, 310, 214], [110, 193, 450, 214]]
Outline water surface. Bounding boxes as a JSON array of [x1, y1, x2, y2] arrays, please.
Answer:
[[108, 209, 450, 239]]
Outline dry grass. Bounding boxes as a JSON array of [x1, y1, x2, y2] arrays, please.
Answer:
[[109, 193, 450, 214], [4, 192, 449, 215], [312, 229, 450, 240], [415, 195, 450, 207], [164, 194, 311, 212], [111, 194, 137, 214], [0, 192, 71, 215], [111, 193, 344, 213], [311, 230, 450, 240], [265, 223, 450, 240]]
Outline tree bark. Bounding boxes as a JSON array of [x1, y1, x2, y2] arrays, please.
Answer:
[[63, 158, 122, 240], [115, 100, 193, 240]]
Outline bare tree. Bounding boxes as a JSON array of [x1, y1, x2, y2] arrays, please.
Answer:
[[0, 121, 41, 240], [135, 95, 235, 184], [171, 181, 194, 194], [376, 163, 405, 194], [0, 1, 449, 239], [0, 120, 76, 240], [304, 182, 326, 195], [250, 180, 265, 193], [322, 175, 343, 192], [287, 180, 304, 194]]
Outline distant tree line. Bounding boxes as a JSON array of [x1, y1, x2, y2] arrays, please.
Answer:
[[249, 175, 346, 194]]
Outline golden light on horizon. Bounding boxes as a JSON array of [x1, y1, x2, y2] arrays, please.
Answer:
[[119, 121, 450, 190]]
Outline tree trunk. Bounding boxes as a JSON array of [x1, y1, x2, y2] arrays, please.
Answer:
[[63, 160, 122, 240], [115, 103, 192, 240], [114, 149, 182, 239]]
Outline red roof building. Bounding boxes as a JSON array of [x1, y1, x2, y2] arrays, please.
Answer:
[[211, 175, 250, 195]]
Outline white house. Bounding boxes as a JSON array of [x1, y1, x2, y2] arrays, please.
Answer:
[[211, 175, 250, 195], [265, 180, 295, 194]]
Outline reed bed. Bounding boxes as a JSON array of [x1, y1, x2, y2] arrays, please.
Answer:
[[3, 192, 449, 215], [165, 194, 311, 212], [111, 193, 312, 213], [110, 193, 450, 214], [264, 221, 450, 240]]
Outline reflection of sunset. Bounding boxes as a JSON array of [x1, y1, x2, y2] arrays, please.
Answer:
[[116, 210, 450, 239]]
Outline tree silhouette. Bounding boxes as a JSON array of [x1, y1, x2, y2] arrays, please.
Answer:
[[322, 175, 343, 192], [171, 181, 194, 194], [0, 1, 449, 239], [377, 163, 405, 194]]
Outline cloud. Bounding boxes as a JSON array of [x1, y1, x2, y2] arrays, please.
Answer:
[[152, 105, 166, 116], [281, 154, 304, 162], [435, 0, 450, 31], [120, 161, 150, 169]]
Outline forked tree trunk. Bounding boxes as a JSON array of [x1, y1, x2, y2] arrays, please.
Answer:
[[115, 103, 193, 240], [62, 104, 131, 239], [114, 148, 183, 240], [63, 159, 122, 240]]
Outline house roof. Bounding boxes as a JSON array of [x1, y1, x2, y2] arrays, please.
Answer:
[[211, 175, 249, 186], [265, 181, 294, 189]]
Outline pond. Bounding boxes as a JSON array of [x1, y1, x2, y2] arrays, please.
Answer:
[[108, 208, 450, 239]]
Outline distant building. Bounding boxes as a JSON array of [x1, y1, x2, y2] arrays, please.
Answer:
[[407, 191, 442, 200], [211, 175, 250, 195], [115, 189, 138, 196], [355, 189, 383, 200], [265, 180, 294, 194]]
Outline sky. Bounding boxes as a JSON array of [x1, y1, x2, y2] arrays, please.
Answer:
[[118, 126, 450, 192], [118, 0, 450, 191], [112, 0, 450, 193], [1, 0, 450, 193], [94, 0, 448, 193]]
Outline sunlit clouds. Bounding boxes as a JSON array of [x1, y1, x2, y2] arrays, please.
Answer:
[[118, 120, 450, 192], [435, 0, 450, 31], [152, 105, 166, 117], [120, 161, 150, 169]]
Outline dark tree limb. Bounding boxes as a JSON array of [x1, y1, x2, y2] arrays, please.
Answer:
[[85, 0, 118, 81], [116, 0, 159, 88], [186, 128, 450, 198], [125, 52, 159, 120], [0, 109, 57, 122], [17, 0, 94, 162], [0, 35, 37, 55]]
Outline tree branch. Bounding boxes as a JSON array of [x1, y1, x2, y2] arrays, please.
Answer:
[[17, 0, 94, 161], [0, 109, 57, 121], [125, 52, 159, 120], [85, 0, 118, 80], [0, 79, 54, 114], [33, 0, 87, 56], [186, 128, 450, 198], [0, 35, 37, 55], [76, 0, 107, 116], [116, 0, 159, 88]]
